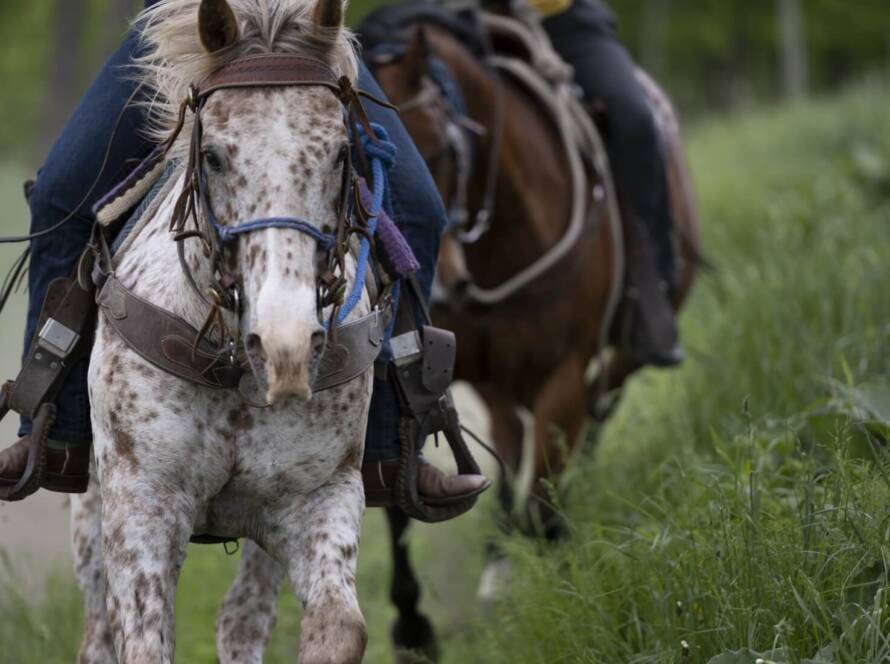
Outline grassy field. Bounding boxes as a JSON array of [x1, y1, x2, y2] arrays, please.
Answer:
[[2, 83, 890, 663]]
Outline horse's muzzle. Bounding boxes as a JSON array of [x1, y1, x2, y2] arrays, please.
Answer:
[[245, 325, 326, 403]]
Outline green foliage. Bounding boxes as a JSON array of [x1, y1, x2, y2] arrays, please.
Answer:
[[444, 83, 890, 663], [0, 552, 85, 664], [1, 0, 889, 155], [608, 0, 890, 113], [0, 0, 51, 160]]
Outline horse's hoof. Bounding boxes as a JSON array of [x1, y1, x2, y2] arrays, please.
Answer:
[[477, 557, 513, 605], [395, 646, 438, 664], [392, 614, 439, 663]]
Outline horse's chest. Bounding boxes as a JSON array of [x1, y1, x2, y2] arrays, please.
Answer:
[[205, 375, 372, 492]]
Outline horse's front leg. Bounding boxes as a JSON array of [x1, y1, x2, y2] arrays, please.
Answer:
[[95, 438, 195, 663], [216, 538, 285, 664], [71, 459, 115, 664], [267, 470, 366, 664]]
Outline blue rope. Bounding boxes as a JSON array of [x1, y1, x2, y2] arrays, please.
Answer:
[[335, 122, 396, 325]]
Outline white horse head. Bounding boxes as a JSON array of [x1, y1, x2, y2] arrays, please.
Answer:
[[140, 0, 359, 402]]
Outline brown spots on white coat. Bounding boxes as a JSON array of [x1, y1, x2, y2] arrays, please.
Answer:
[[78, 14, 373, 660]]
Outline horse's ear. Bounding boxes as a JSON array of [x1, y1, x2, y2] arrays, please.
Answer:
[[403, 26, 430, 88], [199, 0, 240, 53], [312, 0, 344, 30]]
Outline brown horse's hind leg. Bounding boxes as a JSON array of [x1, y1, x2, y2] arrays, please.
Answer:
[[586, 351, 642, 424], [473, 385, 524, 532], [216, 539, 285, 664], [385, 507, 439, 663], [526, 356, 589, 540]]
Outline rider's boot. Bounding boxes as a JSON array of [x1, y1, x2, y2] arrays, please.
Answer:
[[0, 436, 90, 496], [363, 458, 490, 507], [617, 221, 683, 368]]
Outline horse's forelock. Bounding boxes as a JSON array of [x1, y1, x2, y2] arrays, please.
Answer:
[[134, 0, 358, 149]]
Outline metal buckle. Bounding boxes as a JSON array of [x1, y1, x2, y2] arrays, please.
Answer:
[[37, 318, 80, 358], [368, 307, 382, 347], [390, 330, 422, 367]]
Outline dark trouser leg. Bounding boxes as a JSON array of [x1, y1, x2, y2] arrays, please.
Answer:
[[357, 63, 447, 463], [543, 1, 681, 365], [543, 0, 674, 281], [18, 28, 155, 442]]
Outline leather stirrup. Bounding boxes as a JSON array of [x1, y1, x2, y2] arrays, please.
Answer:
[[0, 268, 95, 502], [387, 279, 486, 523], [0, 386, 56, 501]]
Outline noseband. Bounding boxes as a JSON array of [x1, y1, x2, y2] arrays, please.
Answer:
[[164, 54, 393, 337]]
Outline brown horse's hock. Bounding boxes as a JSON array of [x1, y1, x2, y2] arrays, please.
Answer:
[[0, 54, 486, 522]]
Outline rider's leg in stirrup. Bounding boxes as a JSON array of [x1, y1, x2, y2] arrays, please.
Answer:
[[356, 63, 490, 510], [0, 9, 157, 500], [541, 0, 683, 367]]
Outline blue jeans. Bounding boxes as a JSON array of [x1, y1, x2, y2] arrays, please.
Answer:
[[20, 20, 446, 464]]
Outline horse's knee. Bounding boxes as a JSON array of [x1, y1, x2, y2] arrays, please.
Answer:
[[78, 618, 116, 664], [299, 604, 367, 664]]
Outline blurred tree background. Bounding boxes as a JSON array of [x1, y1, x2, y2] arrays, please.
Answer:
[[0, 0, 887, 164]]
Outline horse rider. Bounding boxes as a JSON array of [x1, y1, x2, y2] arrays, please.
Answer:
[[528, 0, 683, 367], [0, 0, 488, 506]]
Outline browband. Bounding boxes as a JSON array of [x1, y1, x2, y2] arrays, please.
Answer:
[[163, 53, 395, 156], [198, 54, 343, 99]]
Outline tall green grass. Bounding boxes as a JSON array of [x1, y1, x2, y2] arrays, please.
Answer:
[[447, 84, 890, 663], [2, 84, 889, 663]]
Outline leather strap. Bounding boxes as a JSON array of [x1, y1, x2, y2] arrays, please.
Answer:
[[315, 307, 391, 392], [9, 277, 95, 419], [97, 275, 390, 394], [199, 54, 342, 99], [0, 392, 56, 502], [97, 276, 243, 390]]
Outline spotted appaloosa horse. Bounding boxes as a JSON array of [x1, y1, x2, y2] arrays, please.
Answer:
[[70, 0, 374, 661]]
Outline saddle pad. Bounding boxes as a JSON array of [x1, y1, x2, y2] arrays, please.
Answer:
[[112, 162, 177, 256], [93, 147, 166, 229]]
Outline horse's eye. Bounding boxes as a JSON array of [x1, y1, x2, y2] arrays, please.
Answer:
[[203, 148, 225, 173]]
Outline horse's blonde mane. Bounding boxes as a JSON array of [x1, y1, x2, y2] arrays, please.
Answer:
[[134, 0, 358, 147]]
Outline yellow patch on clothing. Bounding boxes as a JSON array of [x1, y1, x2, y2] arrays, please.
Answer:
[[525, 0, 572, 17]]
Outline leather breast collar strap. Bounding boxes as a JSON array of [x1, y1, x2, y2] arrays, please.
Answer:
[[97, 275, 392, 393]]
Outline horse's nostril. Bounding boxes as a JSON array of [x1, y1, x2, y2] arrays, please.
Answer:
[[246, 333, 266, 361], [311, 329, 327, 356]]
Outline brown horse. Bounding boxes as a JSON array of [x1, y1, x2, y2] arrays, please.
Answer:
[[369, 15, 701, 660]]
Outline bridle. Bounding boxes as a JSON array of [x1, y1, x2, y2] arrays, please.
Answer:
[[159, 53, 394, 349]]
